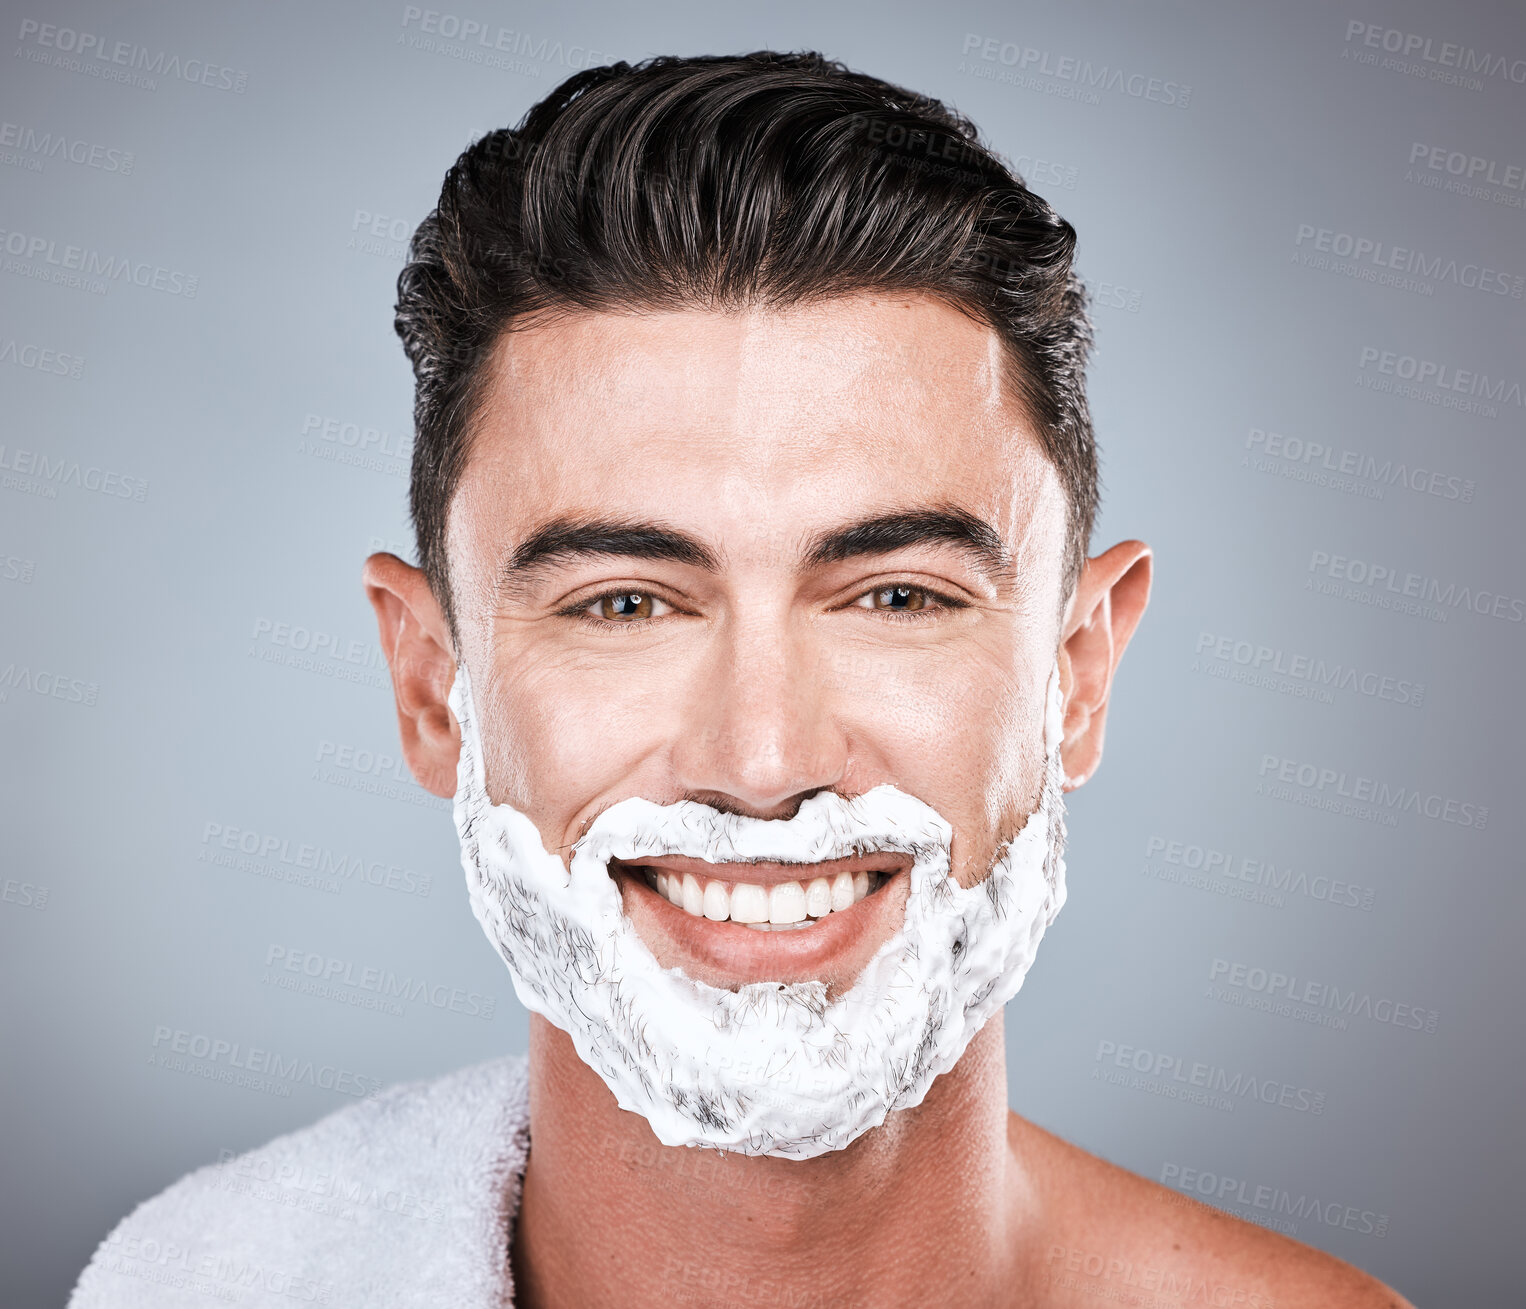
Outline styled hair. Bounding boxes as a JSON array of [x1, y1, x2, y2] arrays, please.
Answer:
[[395, 50, 1098, 641]]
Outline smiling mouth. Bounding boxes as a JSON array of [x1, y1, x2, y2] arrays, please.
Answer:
[[611, 858, 901, 931]]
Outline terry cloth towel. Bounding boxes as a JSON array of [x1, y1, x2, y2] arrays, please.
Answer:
[[69, 1054, 531, 1308]]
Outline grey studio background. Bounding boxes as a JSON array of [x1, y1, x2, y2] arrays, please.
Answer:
[[2, 0, 1522, 1304]]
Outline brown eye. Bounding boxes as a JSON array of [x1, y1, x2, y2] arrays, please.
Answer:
[[597, 592, 655, 620], [870, 585, 928, 612]]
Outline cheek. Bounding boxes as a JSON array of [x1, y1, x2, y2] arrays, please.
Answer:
[[978, 692, 1046, 835], [479, 658, 683, 837], [835, 658, 1044, 880]]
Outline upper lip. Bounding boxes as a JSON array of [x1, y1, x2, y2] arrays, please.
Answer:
[[608, 851, 913, 888]]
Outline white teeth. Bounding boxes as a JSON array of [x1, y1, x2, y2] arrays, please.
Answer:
[[830, 871, 855, 913], [805, 877, 833, 918], [768, 882, 807, 925], [639, 865, 887, 927], [729, 883, 770, 924]]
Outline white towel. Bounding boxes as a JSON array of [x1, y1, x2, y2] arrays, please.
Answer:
[[69, 1054, 530, 1307]]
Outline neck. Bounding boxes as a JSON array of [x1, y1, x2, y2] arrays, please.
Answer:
[[511, 1012, 1028, 1309]]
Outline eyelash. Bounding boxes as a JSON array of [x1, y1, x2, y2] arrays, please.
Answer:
[[553, 591, 681, 633], [852, 584, 968, 621], [557, 584, 968, 629]]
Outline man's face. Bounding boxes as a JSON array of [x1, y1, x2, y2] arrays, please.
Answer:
[[443, 292, 1070, 996]]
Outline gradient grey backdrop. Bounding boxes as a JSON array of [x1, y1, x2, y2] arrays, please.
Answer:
[[3, 1, 1522, 1304]]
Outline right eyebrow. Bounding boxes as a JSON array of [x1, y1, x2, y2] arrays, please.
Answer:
[[494, 516, 721, 601]]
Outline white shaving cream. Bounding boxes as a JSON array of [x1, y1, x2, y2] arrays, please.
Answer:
[[450, 660, 1068, 1159]]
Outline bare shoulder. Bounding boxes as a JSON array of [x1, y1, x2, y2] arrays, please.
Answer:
[[1009, 1113, 1416, 1309]]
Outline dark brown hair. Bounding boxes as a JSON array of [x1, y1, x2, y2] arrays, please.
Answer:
[[395, 50, 1098, 641]]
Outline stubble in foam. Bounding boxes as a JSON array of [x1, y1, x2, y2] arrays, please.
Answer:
[[450, 660, 1068, 1159]]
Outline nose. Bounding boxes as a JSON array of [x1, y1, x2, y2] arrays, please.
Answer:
[[668, 615, 848, 819]]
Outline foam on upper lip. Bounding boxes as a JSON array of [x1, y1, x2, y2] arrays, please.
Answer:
[[572, 791, 950, 875]]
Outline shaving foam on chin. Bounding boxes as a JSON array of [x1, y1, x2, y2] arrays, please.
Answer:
[[449, 660, 1068, 1159]]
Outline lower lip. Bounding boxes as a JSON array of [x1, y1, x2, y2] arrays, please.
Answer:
[[614, 867, 906, 986]]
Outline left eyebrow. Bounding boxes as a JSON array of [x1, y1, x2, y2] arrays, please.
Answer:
[[803, 506, 1012, 585]]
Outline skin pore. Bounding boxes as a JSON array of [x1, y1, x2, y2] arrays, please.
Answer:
[[364, 293, 1411, 1308]]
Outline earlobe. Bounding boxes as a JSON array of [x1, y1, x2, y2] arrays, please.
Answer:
[[362, 552, 461, 799], [1056, 540, 1153, 792]]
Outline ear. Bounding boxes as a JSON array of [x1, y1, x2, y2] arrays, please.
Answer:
[[362, 553, 460, 799], [1057, 540, 1153, 791]]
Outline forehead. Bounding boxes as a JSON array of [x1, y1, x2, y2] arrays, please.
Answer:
[[452, 292, 1063, 569]]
